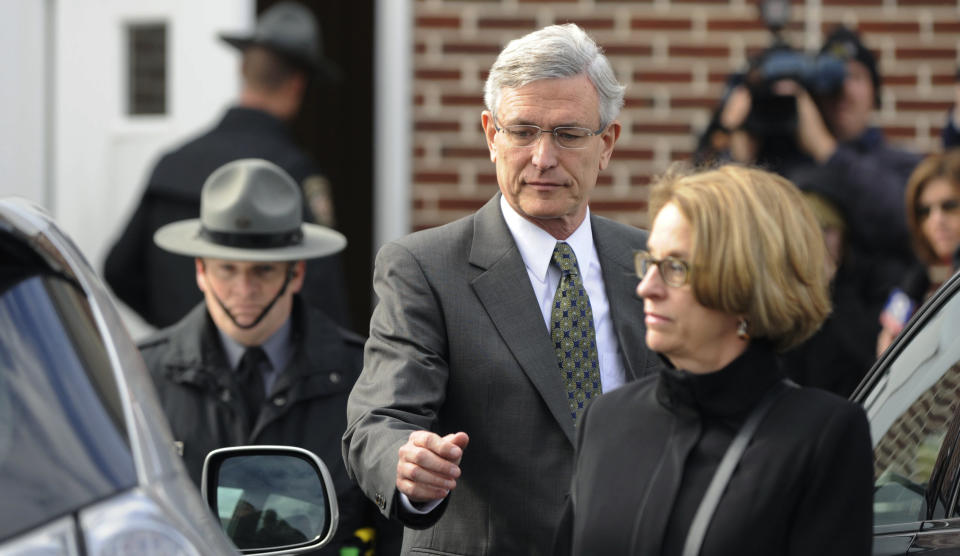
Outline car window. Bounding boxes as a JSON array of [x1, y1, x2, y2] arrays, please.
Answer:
[[864, 283, 960, 526], [0, 271, 137, 541]]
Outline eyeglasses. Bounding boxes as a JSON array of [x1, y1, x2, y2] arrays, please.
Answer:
[[917, 199, 960, 219], [494, 120, 606, 150], [634, 250, 691, 287]]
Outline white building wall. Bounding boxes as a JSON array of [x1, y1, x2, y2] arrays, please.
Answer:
[[53, 0, 253, 273], [0, 0, 48, 204]]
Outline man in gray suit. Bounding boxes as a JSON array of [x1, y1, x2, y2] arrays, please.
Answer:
[[343, 24, 660, 554]]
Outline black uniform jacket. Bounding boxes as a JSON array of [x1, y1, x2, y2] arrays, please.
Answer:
[[557, 342, 873, 556], [104, 107, 349, 329], [139, 297, 371, 554]]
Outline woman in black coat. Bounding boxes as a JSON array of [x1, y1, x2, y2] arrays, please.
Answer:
[[556, 164, 874, 555]]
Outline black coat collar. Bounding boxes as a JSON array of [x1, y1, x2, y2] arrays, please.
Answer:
[[655, 342, 785, 418]]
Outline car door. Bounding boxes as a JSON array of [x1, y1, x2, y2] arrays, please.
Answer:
[[855, 272, 960, 554]]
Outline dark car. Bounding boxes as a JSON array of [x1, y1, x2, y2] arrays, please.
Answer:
[[853, 268, 960, 554], [0, 197, 336, 555]]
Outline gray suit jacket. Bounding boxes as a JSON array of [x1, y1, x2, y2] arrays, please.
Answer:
[[343, 194, 660, 555]]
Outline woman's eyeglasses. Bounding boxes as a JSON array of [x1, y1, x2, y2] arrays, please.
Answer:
[[634, 250, 690, 287]]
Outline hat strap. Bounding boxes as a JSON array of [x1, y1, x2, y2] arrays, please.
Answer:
[[199, 227, 304, 249], [207, 263, 297, 330]]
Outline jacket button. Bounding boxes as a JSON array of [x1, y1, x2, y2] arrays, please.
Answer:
[[329, 372, 341, 384], [272, 396, 287, 407], [220, 389, 231, 403]]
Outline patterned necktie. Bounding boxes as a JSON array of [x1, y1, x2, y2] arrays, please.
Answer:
[[550, 242, 602, 423], [237, 346, 269, 431]]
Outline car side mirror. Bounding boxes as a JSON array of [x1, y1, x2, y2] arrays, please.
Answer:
[[201, 446, 339, 555]]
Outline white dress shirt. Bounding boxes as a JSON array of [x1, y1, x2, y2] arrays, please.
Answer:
[[499, 195, 626, 392]]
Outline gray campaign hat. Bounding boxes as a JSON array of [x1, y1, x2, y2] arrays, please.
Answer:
[[154, 158, 346, 262], [219, 1, 340, 81]]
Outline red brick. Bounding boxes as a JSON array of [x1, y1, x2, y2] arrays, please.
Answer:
[[896, 100, 954, 111], [415, 69, 462, 80], [882, 126, 917, 139], [822, 0, 882, 6], [603, 44, 654, 57], [415, 172, 459, 183], [442, 146, 490, 158], [415, 42, 426, 54], [899, 0, 955, 5], [624, 97, 654, 109], [415, 120, 461, 132], [897, 48, 956, 60], [668, 45, 729, 58], [441, 94, 483, 106], [590, 200, 648, 211], [555, 18, 616, 30], [631, 18, 692, 31], [883, 74, 918, 86], [631, 175, 653, 186], [706, 20, 769, 32], [477, 173, 498, 185], [414, 94, 424, 106], [933, 74, 959, 86], [858, 21, 920, 33], [443, 42, 503, 55], [933, 22, 960, 33], [632, 122, 693, 134], [671, 97, 721, 109], [477, 17, 537, 29], [612, 148, 655, 160], [634, 71, 693, 83], [417, 16, 461, 29]]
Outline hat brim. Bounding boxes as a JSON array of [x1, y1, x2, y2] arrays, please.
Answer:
[[154, 219, 346, 261], [219, 33, 342, 82]]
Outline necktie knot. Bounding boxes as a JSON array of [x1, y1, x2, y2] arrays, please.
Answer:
[[552, 242, 580, 275]]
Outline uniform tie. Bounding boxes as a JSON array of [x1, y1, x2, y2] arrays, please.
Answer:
[[237, 346, 269, 431], [550, 242, 602, 424]]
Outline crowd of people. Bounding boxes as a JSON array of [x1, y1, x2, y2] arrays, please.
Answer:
[[98, 5, 960, 555]]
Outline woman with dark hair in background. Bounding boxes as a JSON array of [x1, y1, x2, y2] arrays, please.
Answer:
[[878, 149, 960, 355], [555, 164, 873, 556]]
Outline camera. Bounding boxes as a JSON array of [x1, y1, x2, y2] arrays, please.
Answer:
[[737, 0, 847, 167]]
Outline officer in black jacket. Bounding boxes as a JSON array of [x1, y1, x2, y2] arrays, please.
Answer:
[[141, 158, 399, 555], [105, 1, 349, 330]]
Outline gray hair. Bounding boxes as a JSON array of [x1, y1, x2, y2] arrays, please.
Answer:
[[483, 24, 625, 127]]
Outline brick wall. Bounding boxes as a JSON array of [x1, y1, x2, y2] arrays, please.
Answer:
[[412, 0, 959, 231]]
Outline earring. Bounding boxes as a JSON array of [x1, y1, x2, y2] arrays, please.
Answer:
[[737, 318, 750, 341]]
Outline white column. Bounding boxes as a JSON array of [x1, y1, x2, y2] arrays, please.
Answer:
[[373, 0, 413, 252]]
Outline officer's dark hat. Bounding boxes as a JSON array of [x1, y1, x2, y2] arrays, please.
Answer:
[[219, 1, 341, 82]]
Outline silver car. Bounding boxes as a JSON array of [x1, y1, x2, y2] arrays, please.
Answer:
[[0, 198, 336, 555]]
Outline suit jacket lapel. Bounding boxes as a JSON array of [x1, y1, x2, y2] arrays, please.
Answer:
[[469, 195, 576, 443], [592, 215, 650, 381]]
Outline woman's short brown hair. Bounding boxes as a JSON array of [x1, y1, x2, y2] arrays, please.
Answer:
[[648, 163, 831, 351], [904, 149, 960, 264]]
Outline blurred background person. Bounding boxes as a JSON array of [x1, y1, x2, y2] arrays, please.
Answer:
[[878, 149, 960, 355], [696, 25, 922, 301], [556, 164, 873, 555], [779, 191, 883, 396], [103, 1, 350, 332]]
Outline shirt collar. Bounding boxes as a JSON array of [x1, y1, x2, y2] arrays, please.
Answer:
[[219, 316, 294, 373], [499, 195, 597, 282]]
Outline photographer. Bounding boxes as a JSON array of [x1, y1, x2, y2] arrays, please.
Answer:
[[697, 26, 922, 292]]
